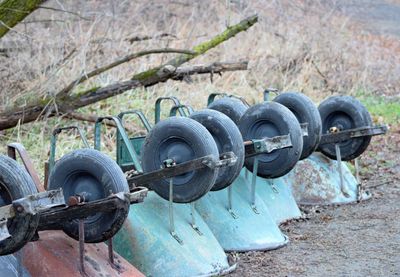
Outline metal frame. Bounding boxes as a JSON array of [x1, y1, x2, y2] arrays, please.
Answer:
[[155, 96, 187, 123], [319, 125, 387, 145], [207, 92, 250, 107], [169, 104, 194, 117]]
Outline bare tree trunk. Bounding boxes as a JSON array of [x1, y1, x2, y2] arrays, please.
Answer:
[[0, 0, 46, 39]]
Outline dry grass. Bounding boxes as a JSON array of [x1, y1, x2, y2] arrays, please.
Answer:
[[0, 0, 398, 178]]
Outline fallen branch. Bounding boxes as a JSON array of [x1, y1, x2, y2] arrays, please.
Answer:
[[58, 48, 196, 97], [71, 61, 248, 107], [0, 14, 257, 130], [125, 33, 178, 43], [171, 61, 248, 80]]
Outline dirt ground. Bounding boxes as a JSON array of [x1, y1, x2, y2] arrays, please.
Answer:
[[229, 127, 400, 276]]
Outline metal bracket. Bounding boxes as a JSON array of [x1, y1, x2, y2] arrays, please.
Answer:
[[203, 152, 237, 169], [7, 143, 43, 192], [168, 178, 183, 245], [128, 187, 148, 204], [190, 202, 203, 236], [250, 159, 260, 214], [269, 179, 279, 194], [245, 135, 292, 157], [128, 152, 237, 187], [227, 185, 238, 219], [319, 125, 388, 145], [300, 122, 309, 137], [335, 144, 351, 198], [0, 189, 65, 227], [13, 189, 65, 215]]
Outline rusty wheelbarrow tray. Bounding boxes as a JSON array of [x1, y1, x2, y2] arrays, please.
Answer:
[[1, 142, 147, 276]]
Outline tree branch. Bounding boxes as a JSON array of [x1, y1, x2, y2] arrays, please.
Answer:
[[70, 61, 248, 107], [58, 48, 196, 97], [0, 14, 257, 130], [0, 0, 46, 39]]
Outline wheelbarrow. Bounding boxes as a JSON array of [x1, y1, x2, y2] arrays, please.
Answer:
[[0, 136, 147, 276]]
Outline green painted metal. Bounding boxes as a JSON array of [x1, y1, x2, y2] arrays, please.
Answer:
[[155, 96, 187, 123], [286, 153, 371, 205], [206, 93, 250, 106], [114, 108, 235, 276], [113, 192, 235, 277], [169, 104, 194, 117], [94, 116, 143, 173], [195, 167, 288, 252], [117, 111, 151, 167], [242, 169, 302, 224], [207, 93, 228, 105], [49, 126, 89, 175]]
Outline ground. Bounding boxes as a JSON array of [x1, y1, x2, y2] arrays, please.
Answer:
[[230, 126, 400, 276]]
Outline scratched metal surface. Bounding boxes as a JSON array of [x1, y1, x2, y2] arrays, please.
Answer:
[[196, 169, 288, 252], [113, 191, 233, 277], [21, 231, 144, 277], [287, 153, 371, 205]]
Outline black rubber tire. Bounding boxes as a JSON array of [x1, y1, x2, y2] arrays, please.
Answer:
[[190, 109, 245, 191], [0, 155, 39, 255], [318, 95, 372, 161], [274, 92, 322, 160], [48, 149, 130, 243], [238, 102, 303, 178], [141, 117, 219, 203], [207, 97, 248, 125]]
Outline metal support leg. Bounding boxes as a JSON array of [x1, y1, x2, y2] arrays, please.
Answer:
[[190, 202, 203, 235], [78, 219, 86, 275], [251, 159, 260, 214], [169, 178, 183, 244], [354, 157, 363, 201], [335, 144, 350, 198], [270, 179, 279, 194], [227, 185, 237, 218], [108, 238, 115, 267]]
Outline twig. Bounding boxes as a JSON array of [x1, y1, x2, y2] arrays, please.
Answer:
[[43, 48, 77, 73], [125, 33, 178, 44], [57, 48, 196, 97], [38, 6, 90, 21], [365, 180, 390, 189]]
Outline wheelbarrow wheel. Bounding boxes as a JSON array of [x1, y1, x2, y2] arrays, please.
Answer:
[[238, 102, 303, 178], [142, 117, 219, 203], [0, 155, 39, 255], [207, 97, 248, 125], [274, 92, 322, 160], [48, 149, 130, 243], [318, 95, 372, 161], [190, 109, 245, 191]]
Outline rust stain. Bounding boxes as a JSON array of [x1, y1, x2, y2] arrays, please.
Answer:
[[21, 231, 144, 277]]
